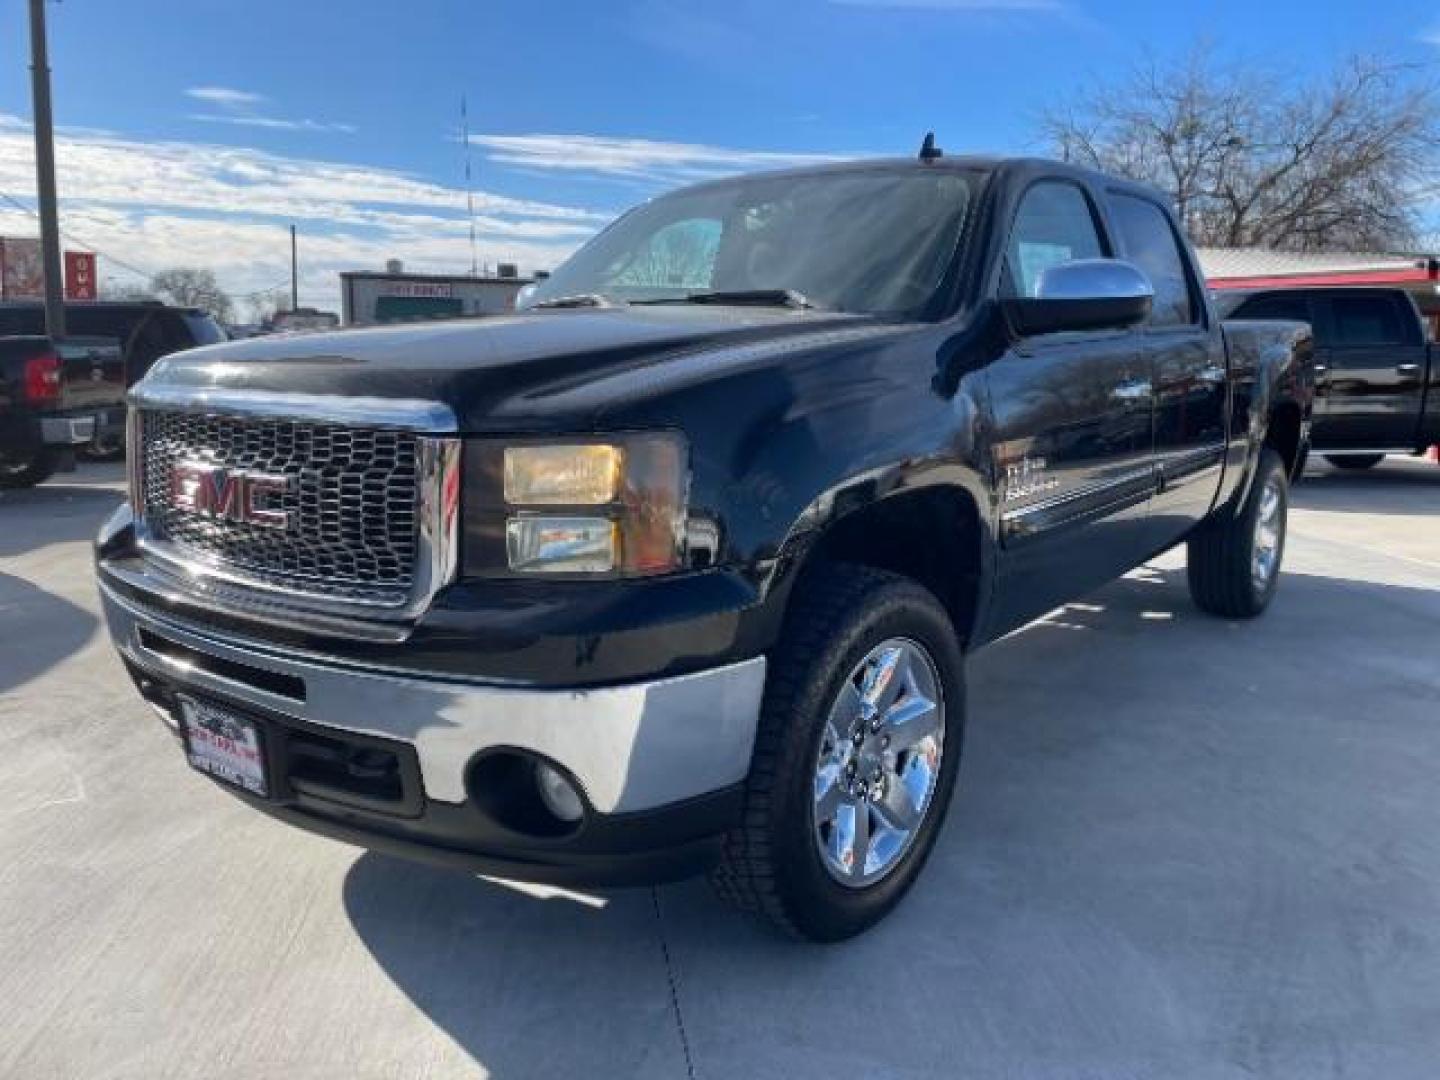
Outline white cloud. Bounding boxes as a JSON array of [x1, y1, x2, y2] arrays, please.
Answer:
[[1423, 26, 1440, 46], [0, 114, 607, 312], [471, 133, 848, 184], [185, 86, 265, 108], [188, 113, 358, 135], [184, 84, 355, 137]]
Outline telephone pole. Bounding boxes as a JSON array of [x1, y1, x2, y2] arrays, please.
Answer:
[[28, 0, 66, 339], [290, 224, 298, 311]]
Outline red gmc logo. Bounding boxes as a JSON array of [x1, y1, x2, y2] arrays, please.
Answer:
[[171, 461, 293, 530]]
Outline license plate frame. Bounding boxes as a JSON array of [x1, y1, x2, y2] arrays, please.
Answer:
[[178, 697, 270, 798]]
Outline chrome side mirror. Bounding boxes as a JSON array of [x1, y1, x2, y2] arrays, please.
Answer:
[[1004, 258, 1154, 337]]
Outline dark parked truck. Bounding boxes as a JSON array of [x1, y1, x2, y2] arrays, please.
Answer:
[[96, 154, 1313, 940], [0, 301, 226, 459], [1218, 286, 1436, 469], [0, 334, 123, 487]]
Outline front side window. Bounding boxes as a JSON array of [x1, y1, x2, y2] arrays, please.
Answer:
[[1107, 193, 1196, 328], [524, 168, 976, 317], [1003, 181, 1105, 298]]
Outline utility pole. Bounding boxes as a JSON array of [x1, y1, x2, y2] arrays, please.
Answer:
[[290, 224, 298, 311], [28, 0, 66, 339]]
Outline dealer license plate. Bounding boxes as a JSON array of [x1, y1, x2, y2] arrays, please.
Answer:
[[180, 698, 268, 797]]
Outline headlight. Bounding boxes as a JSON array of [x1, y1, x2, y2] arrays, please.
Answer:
[[464, 434, 690, 578]]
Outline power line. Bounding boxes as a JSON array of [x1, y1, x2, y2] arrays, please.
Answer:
[[1, 188, 296, 300], [0, 187, 154, 279]]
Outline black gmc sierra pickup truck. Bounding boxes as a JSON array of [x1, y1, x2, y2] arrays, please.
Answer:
[[96, 152, 1313, 940], [1218, 286, 1436, 470]]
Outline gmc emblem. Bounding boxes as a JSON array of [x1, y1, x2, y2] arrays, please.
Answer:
[[171, 461, 293, 530]]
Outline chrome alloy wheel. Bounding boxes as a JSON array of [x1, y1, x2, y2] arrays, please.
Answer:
[[812, 637, 946, 888], [1251, 474, 1284, 592]]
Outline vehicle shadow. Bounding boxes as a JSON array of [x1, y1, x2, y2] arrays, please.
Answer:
[[1296, 457, 1440, 516], [342, 564, 1440, 1077], [0, 570, 99, 694], [0, 463, 126, 558]]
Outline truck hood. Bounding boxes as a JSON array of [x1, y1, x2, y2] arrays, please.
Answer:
[[138, 306, 894, 431]]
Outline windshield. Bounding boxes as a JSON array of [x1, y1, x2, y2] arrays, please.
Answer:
[[523, 168, 977, 317]]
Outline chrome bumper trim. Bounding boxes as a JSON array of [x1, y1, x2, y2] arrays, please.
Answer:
[[101, 581, 766, 814]]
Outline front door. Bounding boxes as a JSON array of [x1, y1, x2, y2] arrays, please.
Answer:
[[985, 179, 1154, 633]]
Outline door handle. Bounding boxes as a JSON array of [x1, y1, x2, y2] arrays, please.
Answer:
[[1397, 362, 1421, 375]]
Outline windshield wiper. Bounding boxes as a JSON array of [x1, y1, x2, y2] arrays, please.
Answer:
[[634, 289, 824, 311], [529, 293, 624, 309]]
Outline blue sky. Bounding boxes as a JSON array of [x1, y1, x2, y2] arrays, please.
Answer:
[[1, 0, 1435, 314]]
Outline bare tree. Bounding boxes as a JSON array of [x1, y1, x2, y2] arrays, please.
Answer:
[[147, 266, 235, 323], [1043, 51, 1439, 251], [245, 288, 291, 326], [98, 279, 154, 301]]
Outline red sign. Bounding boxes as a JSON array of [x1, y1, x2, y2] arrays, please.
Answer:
[[65, 250, 97, 300]]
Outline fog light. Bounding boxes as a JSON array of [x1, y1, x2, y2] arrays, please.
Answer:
[[535, 762, 585, 823], [506, 516, 617, 574]]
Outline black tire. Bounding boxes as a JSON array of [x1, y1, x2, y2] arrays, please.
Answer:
[[1187, 448, 1288, 618], [1324, 454, 1384, 471], [0, 450, 58, 489], [710, 564, 965, 941]]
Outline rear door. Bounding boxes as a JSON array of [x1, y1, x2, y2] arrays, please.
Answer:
[[1311, 291, 1426, 450], [1105, 191, 1228, 547], [986, 178, 1154, 631]]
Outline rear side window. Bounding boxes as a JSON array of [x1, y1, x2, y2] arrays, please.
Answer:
[[1107, 193, 1196, 327], [1003, 182, 1105, 298], [1328, 296, 1408, 346]]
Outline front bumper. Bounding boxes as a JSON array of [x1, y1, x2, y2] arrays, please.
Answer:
[[100, 579, 766, 885]]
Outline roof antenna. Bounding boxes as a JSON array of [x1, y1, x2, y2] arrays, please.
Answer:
[[918, 131, 943, 162]]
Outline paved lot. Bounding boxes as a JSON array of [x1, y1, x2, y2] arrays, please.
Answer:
[[2, 458, 1438, 1080]]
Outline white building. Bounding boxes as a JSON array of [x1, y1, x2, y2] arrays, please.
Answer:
[[340, 269, 535, 326]]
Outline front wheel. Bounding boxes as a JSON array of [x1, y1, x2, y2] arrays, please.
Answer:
[[1187, 448, 1288, 618], [1324, 454, 1384, 471], [710, 565, 965, 941]]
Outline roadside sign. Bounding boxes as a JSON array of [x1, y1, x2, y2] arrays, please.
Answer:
[[64, 251, 97, 300]]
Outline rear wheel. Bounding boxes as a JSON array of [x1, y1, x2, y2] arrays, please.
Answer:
[[1324, 453, 1384, 471], [0, 450, 58, 489], [711, 565, 964, 941], [1187, 448, 1288, 618]]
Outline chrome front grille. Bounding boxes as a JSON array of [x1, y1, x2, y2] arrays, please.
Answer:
[[140, 410, 422, 604]]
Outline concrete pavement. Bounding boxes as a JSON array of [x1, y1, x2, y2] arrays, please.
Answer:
[[1, 458, 1437, 1079]]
